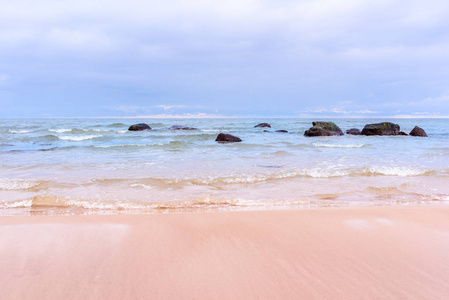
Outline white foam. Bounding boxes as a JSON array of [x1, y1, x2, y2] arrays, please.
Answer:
[[0, 199, 32, 208], [49, 128, 71, 133], [59, 135, 102, 141], [313, 143, 365, 148], [94, 144, 150, 148], [0, 179, 40, 190], [9, 130, 31, 134], [367, 166, 427, 176], [130, 183, 153, 190]]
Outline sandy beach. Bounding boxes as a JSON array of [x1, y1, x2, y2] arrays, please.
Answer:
[[1, 206, 449, 299]]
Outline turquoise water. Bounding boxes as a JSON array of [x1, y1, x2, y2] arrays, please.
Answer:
[[1, 118, 449, 214]]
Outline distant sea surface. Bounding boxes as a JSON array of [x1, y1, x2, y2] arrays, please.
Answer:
[[1, 118, 449, 215]]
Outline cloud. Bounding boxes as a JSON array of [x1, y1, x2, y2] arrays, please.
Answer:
[[155, 105, 187, 111], [2, 0, 449, 117], [303, 108, 379, 115], [121, 113, 227, 118]]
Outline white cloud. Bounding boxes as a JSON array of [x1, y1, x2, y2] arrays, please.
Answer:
[[155, 105, 187, 111], [122, 113, 227, 118], [2, 0, 449, 117], [304, 108, 379, 115]]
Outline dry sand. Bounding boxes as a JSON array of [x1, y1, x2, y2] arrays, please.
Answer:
[[1, 206, 449, 299]]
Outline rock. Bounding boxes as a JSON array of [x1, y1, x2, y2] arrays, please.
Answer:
[[215, 133, 242, 143], [128, 123, 151, 131], [304, 122, 344, 137], [398, 131, 408, 136], [346, 128, 361, 135], [263, 130, 269, 132], [275, 130, 288, 133], [254, 123, 271, 128], [169, 125, 197, 130], [409, 126, 428, 137], [361, 122, 400, 136]]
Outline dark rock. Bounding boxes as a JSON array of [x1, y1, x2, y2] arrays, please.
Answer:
[[398, 131, 408, 136], [128, 123, 151, 131], [275, 130, 288, 133], [361, 122, 400, 136], [215, 133, 242, 143], [304, 122, 344, 137], [169, 125, 197, 130], [254, 123, 271, 128], [409, 126, 428, 137], [263, 130, 269, 132], [346, 128, 361, 135]]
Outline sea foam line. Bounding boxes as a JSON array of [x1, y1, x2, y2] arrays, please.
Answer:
[[0, 178, 41, 190], [59, 135, 103, 141]]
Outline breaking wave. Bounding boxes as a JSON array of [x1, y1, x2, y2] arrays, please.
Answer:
[[0, 178, 42, 190], [8, 130, 32, 134], [59, 135, 103, 141]]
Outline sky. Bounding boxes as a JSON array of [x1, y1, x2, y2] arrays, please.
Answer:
[[1, 0, 449, 118]]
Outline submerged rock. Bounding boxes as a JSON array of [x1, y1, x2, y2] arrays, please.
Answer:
[[215, 133, 242, 143], [254, 123, 271, 128], [128, 123, 151, 131], [275, 130, 288, 133], [398, 131, 408, 136], [361, 122, 400, 136], [409, 126, 428, 137], [346, 128, 361, 135], [169, 125, 197, 130], [304, 122, 344, 137]]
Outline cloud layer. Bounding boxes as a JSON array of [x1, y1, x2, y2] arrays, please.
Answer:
[[1, 0, 449, 117]]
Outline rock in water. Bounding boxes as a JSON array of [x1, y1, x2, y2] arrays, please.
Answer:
[[346, 128, 361, 135], [128, 123, 152, 131], [361, 122, 400, 136], [254, 123, 271, 128], [304, 122, 344, 137], [398, 131, 408, 136], [275, 130, 288, 133], [409, 126, 428, 137], [215, 133, 242, 143], [169, 125, 197, 130]]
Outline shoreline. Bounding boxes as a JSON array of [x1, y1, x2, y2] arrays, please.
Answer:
[[1, 206, 449, 299]]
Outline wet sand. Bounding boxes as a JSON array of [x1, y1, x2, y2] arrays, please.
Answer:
[[1, 206, 449, 299]]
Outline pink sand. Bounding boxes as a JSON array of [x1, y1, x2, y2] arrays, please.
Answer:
[[1, 206, 449, 299]]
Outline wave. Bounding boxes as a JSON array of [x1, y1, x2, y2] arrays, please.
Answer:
[[48, 128, 72, 133], [366, 166, 430, 176], [106, 123, 127, 128], [59, 135, 103, 141], [87, 166, 434, 188], [2, 191, 448, 214], [0, 194, 274, 211], [49, 128, 112, 134], [0, 178, 42, 190], [40, 134, 60, 142], [312, 143, 366, 148], [8, 130, 32, 134]]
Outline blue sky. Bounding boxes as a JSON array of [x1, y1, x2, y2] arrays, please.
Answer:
[[1, 0, 449, 118]]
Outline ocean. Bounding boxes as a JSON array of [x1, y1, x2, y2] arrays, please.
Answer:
[[1, 118, 448, 215]]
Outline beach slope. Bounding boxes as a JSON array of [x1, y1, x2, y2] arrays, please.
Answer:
[[1, 207, 449, 299]]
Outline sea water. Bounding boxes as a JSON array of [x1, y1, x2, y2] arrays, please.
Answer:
[[1, 118, 449, 215]]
